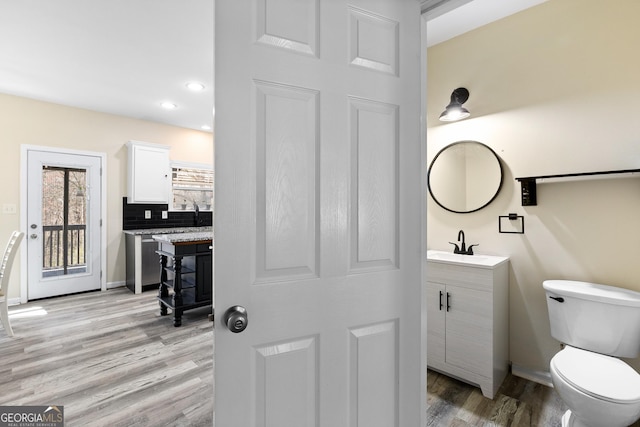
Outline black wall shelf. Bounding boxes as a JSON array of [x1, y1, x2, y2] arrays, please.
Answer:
[[515, 169, 640, 206]]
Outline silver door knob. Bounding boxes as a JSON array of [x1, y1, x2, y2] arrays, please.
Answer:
[[30, 233, 38, 239], [223, 305, 248, 333]]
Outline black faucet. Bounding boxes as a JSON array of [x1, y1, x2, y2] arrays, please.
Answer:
[[194, 203, 201, 226], [449, 229, 478, 255]]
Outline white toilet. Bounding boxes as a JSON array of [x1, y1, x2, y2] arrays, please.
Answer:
[[544, 279, 640, 427]]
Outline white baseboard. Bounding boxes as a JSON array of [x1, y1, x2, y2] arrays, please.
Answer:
[[511, 364, 553, 388], [8, 282, 126, 308], [10, 282, 126, 306], [107, 281, 126, 289]]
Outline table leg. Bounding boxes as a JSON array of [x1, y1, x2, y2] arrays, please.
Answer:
[[159, 254, 168, 316], [173, 255, 183, 326]]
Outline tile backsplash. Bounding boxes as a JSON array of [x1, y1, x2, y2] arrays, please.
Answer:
[[122, 197, 212, 230]]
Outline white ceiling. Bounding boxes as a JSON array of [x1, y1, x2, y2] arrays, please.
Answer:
[[0, 1, 544, 133], [0, 0, 213, 132], [426, 0, 548, 47]]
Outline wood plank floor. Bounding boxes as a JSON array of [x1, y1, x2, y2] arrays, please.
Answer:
[[428, 368, 640, 427], [4, 288, 631, 426], [0, 288, 213, 427], [427, 369, 567, 426]]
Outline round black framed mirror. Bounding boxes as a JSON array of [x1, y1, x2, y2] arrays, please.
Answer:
[[427, 141, 503, 213]]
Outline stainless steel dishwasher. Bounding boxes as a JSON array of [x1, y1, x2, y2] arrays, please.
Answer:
[[125, 233, 162, 293]]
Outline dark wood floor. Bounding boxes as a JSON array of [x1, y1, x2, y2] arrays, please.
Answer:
[[4, 287, 629, 426], [0, 287, 213, 427]]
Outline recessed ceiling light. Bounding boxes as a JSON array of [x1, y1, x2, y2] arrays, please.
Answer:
[[186, 82, 205, 91], [201, 125, 212, 131], [161, 101, 177, 110]]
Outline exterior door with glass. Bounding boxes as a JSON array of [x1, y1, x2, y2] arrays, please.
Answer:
[[26, 149, 102, 300]]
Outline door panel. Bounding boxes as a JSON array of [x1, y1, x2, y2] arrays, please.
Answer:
[[255, 336, 319, 427], [214, 1, 423, 426], [349, 97, 399, 271], [27, 150, 101, 299], [255, 80, 319, 282], [349, 320, 399, 427]]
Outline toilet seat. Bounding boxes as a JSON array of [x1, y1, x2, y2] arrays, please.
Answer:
[[551, 346, 640, 404]]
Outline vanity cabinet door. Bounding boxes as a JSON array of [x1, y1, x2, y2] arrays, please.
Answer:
[[427, 281, 446, 365], [444, 284, 492, 375]]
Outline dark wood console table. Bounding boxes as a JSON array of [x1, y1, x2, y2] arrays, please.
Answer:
[[153, 231, 213, 327]]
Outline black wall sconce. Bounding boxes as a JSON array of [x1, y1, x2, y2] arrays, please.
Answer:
[[439, 87, 470, 122]]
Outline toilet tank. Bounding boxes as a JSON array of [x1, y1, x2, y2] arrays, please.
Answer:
[[543, 280, 640, 358]]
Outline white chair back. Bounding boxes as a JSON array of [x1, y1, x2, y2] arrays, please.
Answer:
[[0, 231, 25, 337]]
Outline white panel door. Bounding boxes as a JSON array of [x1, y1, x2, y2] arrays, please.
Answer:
[[214, 1, 424, 426]]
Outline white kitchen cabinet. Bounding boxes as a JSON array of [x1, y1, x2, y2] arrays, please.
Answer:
[[127, 140, 171, 204], [427, 250, 509, 399]]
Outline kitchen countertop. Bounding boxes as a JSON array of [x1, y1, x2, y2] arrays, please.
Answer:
[[152, 231, 213, 244], [123, 226, 212, 235]]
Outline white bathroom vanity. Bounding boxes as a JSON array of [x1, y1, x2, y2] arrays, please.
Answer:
[[427, 250, 510, 399]]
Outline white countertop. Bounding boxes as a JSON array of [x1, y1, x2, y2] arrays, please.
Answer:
[[427, 249, 509, 268]]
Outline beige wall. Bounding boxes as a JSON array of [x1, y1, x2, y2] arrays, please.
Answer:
[[0, 93, 213, 300], [427, 0, 640, 374]]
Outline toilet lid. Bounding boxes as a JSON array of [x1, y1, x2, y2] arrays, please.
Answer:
[[552, 346, 640, 403]]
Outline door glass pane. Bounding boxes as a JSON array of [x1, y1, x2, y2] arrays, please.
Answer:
[[42, 167, 88, 278]]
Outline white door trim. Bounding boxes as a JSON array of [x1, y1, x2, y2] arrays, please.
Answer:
[[20, 144, 107, 303]]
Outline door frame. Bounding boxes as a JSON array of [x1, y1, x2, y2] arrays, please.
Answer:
[[20, 144, 107, 303], [420, 7, 428, 422]]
